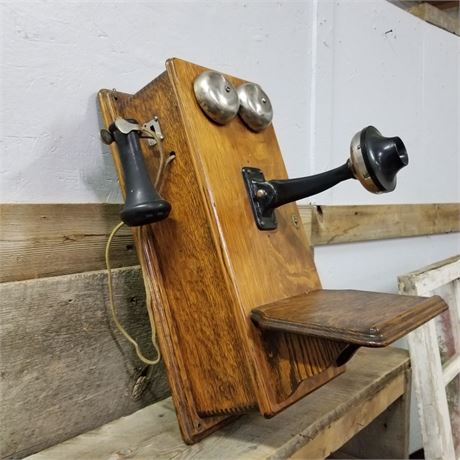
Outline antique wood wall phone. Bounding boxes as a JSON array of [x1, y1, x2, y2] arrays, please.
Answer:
[[98, 58, 447, 444]]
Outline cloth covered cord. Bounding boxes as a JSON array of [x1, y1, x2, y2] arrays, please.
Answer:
[[105, 126, 175, 365]]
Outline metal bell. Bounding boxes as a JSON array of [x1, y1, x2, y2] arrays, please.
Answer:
[[237, 82, 273, 132], [193, 71, 239, 125]]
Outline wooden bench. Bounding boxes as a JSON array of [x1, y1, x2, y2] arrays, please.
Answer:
[[25, 347, 410, 460]]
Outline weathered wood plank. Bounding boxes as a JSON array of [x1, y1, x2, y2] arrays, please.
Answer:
[[300, 203, 460, 246], [425, 1, 459, 11], [444, 354, 460, 385], [291, 372, 406, 459], [408, 2, 460, 36], [406, 322, 455, 460], [24, 347, 410, 460], [338, 369, 411, 459], [399, 255, 460, 460], [1, 203, 458, 283], [398, 255, 460, 296], [0, 204, 138, 283], [0, 266, 170, 459]]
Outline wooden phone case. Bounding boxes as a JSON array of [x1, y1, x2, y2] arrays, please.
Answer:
[[98, 58, 447, 443]]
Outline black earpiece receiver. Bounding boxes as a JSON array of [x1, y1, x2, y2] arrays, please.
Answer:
[[101, 118, 171, 227]]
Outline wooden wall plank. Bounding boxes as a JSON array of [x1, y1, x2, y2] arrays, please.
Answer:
[[0, 266, 170, 459], [408, 2, 460, 36], [426, 1, 459, 10], [1, 203, 458, 283], [0, 204, 138, 283], [300, 203, 460, 246]]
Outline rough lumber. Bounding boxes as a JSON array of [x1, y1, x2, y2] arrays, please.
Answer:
[[405, 322, 456, 460], [399, 255, 460, 460], [291, 372, 406, 459], [408, 2, 460, 35], [1, 203, 458, 283], [398, 254, 460, 295], [0, 266, 170, 459], [425, 1, 459, 10], [24, 347, 410, 460], [300, 203, 460, 246], [0, 203, 138, 283], [338, 369, 411, 459]]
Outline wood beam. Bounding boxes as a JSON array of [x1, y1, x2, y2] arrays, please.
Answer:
[[1, 203, 459, 282]]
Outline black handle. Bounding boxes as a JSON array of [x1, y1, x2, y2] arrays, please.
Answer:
[[103, 122, 171, 227], [267, 162, 353, 209]]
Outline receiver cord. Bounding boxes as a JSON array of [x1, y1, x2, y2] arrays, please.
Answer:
[[105, 129, 175, 365]]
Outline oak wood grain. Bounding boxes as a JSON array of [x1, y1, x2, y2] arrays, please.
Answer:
[[98, 71, 250, 443], [252, 289, 448, 346], [98, 58, 346, 435], [167, 58, 343, 418]]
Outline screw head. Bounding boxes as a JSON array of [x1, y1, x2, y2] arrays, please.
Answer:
[[291, 214, 300, 228], [255, 189, 268, 200], [100, 129, 113, 145]]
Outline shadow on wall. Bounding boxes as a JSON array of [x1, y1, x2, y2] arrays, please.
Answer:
[[3, 93, 122, 203], [81, 93, 123, 203]]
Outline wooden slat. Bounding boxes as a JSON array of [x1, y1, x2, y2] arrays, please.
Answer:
[[0, 204, 138, 283], [399, 255, 460, 460], [1, 203, 458, 283], [338, 371, 411, 459], [291, 373, 406, 459], [300, 203, 460, 246], [408, 2, 460, 35], [24, 347, 410, 460], [443, 354, 460, 385], [0, 266, 170, 459], [425, 1, 459, 10], [398, 254, 460, 295]]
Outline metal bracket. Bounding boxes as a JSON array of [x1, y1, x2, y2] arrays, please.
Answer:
[[114, 117, 140, 134], [242, 167, 277, 231], [142, 116, 164, 146], [102, 116, 166, 148]]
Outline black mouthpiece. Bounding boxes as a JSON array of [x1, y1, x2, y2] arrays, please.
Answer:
[[360, 126, 408, 193]]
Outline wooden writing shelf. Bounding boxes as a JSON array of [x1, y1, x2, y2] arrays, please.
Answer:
[[252, 289, 447, 347]]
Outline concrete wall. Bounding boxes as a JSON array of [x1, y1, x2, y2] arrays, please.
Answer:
[[1, 0, 459, 452], [1, 1, 317, 203]]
